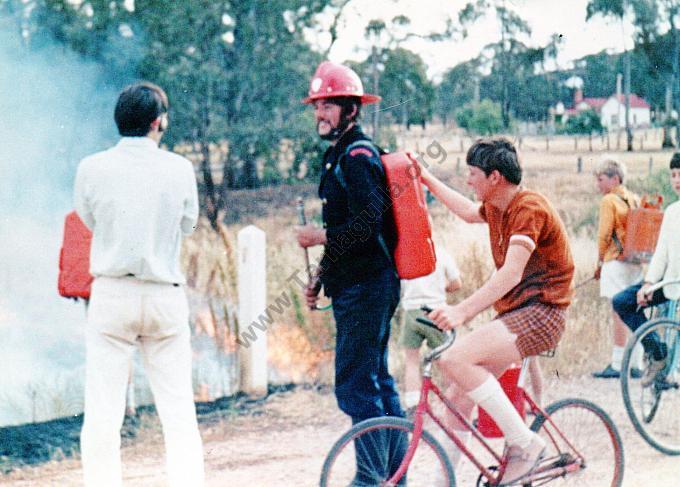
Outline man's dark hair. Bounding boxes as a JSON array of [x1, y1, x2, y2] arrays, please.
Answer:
[[466, 137, 522, 185], [671, 152, 680, 169], [114, 82, 168, 137], [327, 96, 362, 123]]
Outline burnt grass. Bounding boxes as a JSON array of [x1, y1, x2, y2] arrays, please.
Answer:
[[0, 383, 295, 475]]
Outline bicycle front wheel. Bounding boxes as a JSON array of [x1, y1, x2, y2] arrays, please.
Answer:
[[529, 398, 624, 486], [320, 416, 455, 486], [621, 318, 680, 455]]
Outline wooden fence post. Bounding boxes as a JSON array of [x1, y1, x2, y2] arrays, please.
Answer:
[[577, 156, 583, 174]]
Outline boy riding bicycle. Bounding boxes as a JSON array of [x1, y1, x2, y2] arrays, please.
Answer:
[[612, 152, 680, 386], [419, 137, 574, 485]]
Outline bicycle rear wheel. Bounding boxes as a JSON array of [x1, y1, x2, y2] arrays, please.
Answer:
[[621, 318, 680, 455], [320, 416, 455, 486], [529, 398, 623, 486]]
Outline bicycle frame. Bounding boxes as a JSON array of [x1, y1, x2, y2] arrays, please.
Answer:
[[386, 354, 587, 486]]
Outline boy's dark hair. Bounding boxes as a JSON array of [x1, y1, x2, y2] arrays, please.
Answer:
[[327, 96, 362, 123], [114, 82, 168, 137], [466, 137, 522, 185], [671, 152, 680, 169]]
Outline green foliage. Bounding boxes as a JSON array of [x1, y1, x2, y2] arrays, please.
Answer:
[[628, 168, 679, 209], [13, 0, 341, 226], [455, 99, 503, 136], [378, 48, 434, 128], [586, 0, 625, 20], [561, 110, 603, 135], [436, 61, 478, 125]]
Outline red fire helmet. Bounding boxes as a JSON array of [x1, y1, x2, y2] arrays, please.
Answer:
[[302, 61, 381, 105]]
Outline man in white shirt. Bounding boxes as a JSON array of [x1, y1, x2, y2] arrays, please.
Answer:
[[399, 241, 461, 409], [74, 82, 204, 487]]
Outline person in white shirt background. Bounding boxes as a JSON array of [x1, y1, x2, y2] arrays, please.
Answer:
[[399, 239, 462, 410], [74, 82, 204, 487]]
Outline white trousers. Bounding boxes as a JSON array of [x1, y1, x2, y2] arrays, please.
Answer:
[[81, 276, 205, 487]]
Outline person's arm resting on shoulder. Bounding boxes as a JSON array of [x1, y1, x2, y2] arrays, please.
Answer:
[[419, 164, 483, 223]]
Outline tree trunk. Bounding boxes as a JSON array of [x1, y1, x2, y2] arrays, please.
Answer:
[[663, 79, 674, 148], [371, 45, 380, 141], [673, 23, 680, 149], [624, 49, 633, 152], [200, 140, 219, 230]]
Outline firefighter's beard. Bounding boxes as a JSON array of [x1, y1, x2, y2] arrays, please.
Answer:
[[317, 117, 351, 141]]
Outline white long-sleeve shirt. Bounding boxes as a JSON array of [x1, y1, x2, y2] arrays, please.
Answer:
[[74, 136, 199, 284], [645, 200, 680, 299]]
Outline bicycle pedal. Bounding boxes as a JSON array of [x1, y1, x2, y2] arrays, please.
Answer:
[[536, 453, 575, 470]]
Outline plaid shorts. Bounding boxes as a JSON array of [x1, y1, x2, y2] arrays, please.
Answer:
[[498, 303, 567, 358]]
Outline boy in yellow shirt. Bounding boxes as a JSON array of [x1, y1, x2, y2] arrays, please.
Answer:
[[592, 157, 643, 379]]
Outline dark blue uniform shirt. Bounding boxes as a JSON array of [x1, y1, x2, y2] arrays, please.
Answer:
[[318, 125, 397, 296]]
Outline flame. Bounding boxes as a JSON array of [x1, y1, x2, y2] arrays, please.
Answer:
[[267, 322, 333, 383]]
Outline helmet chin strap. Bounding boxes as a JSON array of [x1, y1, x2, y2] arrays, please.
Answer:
[[319, 117, 353, 142]]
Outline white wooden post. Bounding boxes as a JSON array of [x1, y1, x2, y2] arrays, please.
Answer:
[[237, 225, 268, 397]]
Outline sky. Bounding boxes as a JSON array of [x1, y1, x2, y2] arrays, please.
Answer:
[[317, 0, 636, 79]]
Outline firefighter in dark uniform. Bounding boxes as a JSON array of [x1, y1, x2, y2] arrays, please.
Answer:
[[294, 61, 404, 427]]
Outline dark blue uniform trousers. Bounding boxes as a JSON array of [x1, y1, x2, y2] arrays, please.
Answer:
[[332, 268, 406, 484], [613, 283, 668, 361], [332, 268, 403, 422]]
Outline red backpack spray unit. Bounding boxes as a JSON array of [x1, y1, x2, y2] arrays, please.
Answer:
[[58, 211, 93, 299], [335, 143, 437, 280]]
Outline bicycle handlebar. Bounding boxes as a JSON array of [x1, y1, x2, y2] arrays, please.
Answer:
[[417, 306, 456, 363], [646, 278, 680, 294]]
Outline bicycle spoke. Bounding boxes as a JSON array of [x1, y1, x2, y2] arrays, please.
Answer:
[[622, 319, 680, 455], [320, 417, 455, 486], [530, 399, 623, 486]]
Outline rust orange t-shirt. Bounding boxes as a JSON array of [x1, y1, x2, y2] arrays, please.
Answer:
[[479, 189, 575, 315]]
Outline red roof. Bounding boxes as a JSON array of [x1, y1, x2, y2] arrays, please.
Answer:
[[613, 94, 650, 109], [571, 94, 650, 112], [581, 97, 608, 110]]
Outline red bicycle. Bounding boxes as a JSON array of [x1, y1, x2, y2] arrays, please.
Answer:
[[320, 318, 624, 486]]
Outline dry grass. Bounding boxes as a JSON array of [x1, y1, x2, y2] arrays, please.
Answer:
[[181, 125, 678, 384]]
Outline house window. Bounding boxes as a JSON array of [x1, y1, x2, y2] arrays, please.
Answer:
[[611, 115, 618, 127], [633, 114, 637, 125]]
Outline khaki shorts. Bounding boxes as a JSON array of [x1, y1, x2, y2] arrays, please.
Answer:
[[400, 308, 446, 349]]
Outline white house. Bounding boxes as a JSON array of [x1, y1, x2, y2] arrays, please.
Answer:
[[600, 94, 651, 130], [555, 89, 651, 130]]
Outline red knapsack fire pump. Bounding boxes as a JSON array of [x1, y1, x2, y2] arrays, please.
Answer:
[[58, 211, 93, 299]]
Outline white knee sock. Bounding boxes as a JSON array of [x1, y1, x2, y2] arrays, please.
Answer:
[[611, 346, 624, 371], [434, 429, 471, 469], [468, 376, 533, 448]]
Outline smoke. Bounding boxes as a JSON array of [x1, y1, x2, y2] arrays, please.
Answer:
[[0, 18, 119, 426]]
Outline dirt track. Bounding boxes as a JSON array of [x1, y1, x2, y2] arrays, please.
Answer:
[[2, 377, 678, 486]]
